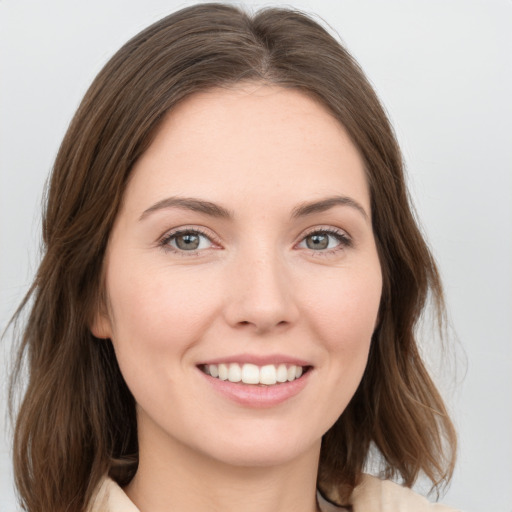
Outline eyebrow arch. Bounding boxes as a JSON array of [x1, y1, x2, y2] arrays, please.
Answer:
[[291, 195, 369, 221], [139, 194, 368, 222], [139, 196, 233, 221]]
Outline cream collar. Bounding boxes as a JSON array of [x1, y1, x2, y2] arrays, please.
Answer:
[[87, 474, 459, 512]]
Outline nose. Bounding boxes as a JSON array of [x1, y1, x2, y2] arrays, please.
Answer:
[[223, 248, 299, 334]]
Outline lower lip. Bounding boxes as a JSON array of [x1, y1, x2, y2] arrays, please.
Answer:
[[198, 369, 312, 408]]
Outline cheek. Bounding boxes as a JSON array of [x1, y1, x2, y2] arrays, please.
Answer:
[[104, 265, 226, 418], [105, 265, 222, 367], [308, 264, 381, 332], [304, 263, 382, 373], [288, 264, 382, 438]]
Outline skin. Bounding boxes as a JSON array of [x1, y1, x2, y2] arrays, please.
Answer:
[[92, 83, 382, 512]]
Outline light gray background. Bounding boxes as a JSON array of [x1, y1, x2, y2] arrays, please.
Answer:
[[1, 1, 511, 511]]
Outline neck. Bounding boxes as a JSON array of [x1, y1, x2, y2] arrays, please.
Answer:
[[125, 422, 322, 512]]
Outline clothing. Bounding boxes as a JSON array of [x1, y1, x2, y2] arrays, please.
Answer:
[[87, 474, 460, 512]]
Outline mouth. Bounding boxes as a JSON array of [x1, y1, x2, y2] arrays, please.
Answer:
[[199, 363, 311, 386]]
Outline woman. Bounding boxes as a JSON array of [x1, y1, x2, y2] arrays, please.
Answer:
[[9, 3, 459, 511]]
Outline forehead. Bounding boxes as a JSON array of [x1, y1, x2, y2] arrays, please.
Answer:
[[125, 83, 369, 215]]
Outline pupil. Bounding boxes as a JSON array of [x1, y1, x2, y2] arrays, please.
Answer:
[[307, 234, 328, 250], [176, 233, 199, 250]]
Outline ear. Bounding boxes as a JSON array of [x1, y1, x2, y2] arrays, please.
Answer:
[[90, 309, 113, 339]]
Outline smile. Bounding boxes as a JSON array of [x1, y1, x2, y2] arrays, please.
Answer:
[[200, 363, 307, 385]]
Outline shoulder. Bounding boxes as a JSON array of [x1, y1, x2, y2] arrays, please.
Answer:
[[348, 474, 461, 512], [86, 477, 140, 512], [87, 475, 461, 512]]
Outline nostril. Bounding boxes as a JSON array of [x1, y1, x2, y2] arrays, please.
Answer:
[[236, 319, 289, 331]]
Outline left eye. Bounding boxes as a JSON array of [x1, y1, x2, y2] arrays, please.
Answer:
[[166, 231, 213, 251], [298, 231, 347, 251]]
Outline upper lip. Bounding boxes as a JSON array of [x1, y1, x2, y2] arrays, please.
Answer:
[[197, 354, 312, 367]]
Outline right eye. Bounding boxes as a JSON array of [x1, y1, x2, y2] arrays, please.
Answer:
[[161, 229, 214, 253]]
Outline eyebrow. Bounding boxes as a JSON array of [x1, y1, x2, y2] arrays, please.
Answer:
[[291, 195, 369, 221], [139, 194, 368, 221], [139, 196, 233, 221]]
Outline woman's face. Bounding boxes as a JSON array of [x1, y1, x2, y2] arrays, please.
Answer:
[[93, 84, 382, 468]]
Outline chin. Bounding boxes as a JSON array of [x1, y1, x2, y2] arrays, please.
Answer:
[[191, 421, 323, 469], [209, 443, 316, 469]]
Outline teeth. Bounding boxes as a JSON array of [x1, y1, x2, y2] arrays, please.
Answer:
[[276, 364, 288, 383], [204, 363, 306, 385], [228, 363, 242, 383], [218, 363, 228, 381], [241, 363, 260, 384], [260, 365, 277, 385]]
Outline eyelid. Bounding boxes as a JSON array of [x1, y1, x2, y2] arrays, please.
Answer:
[[157, 224, 352, 256], [295, 225, 353, 252], [158, 225, 222, 254], [300, 224, 351, 238]]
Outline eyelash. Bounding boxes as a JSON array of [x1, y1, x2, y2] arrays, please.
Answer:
[[159, 227, 218, 256], [299, 227, 353, 255], [158, 226, 352, 257]]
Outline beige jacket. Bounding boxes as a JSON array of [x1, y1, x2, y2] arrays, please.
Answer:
[[88, 475, 460, 512]]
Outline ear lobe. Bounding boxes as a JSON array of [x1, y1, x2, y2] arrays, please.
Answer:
[[90, 311, 112, 339]]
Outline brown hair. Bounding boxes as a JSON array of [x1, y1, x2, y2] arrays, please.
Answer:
[[9, 3, 456, 511]]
